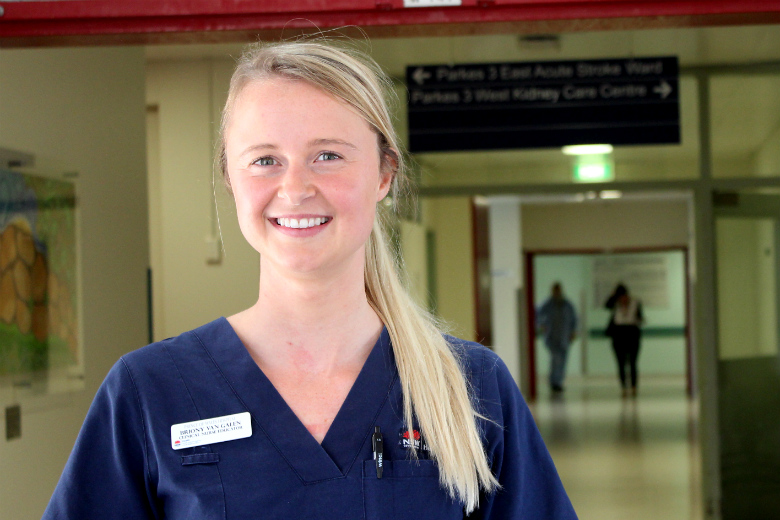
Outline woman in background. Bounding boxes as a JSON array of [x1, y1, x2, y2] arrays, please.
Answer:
[[43, 40, 577, 519], [606, 283, 644, 397]]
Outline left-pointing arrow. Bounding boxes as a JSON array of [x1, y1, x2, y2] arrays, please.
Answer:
[[412, 67, 432, 86]]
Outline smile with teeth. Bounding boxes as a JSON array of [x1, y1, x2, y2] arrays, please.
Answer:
[[275, 217, 330, 229]]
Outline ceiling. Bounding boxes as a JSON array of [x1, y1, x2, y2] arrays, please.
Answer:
[[145, 24, 780, 68], [146, 24, 780, 186]]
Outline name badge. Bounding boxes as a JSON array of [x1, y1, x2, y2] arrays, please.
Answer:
[[171, 412, 252, 450]]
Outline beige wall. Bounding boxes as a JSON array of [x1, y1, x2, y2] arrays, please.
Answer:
[[0, 47, 149, 520], [423, 197, 476, 341], [754, 122, 780, 176], [146, 59, 258, 340], [716, 218, 778, 359], [400, 220, 429, 309], [717, 103, 780, 357], [422, 157, 701, 187], [522, 198, 690, 251]]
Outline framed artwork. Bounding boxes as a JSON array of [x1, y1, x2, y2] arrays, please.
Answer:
[[0, 169, 78, 383]]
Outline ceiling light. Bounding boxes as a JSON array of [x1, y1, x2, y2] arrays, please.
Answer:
[[562, 144, 614, 156]]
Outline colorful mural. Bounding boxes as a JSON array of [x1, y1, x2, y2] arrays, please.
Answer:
[[0, 170, 77, 376]]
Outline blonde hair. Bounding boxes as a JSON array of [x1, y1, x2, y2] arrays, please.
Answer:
[[218, 40, 498, 512]]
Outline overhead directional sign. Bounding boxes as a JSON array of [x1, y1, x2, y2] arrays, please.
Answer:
[[406, 57, 679, 153]]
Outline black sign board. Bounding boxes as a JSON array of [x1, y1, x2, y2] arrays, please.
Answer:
[[406, 57, 679, 153]]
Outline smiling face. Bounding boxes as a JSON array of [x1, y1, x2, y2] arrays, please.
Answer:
[[224, 78, 392, 278]]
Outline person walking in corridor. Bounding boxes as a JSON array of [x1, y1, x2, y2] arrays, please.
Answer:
[[536, 282, 578, 393], [606, 283, 644, 397]]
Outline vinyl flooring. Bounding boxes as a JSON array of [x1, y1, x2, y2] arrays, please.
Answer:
[[529, 376, 703, 520]]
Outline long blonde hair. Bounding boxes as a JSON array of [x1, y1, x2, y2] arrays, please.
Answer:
[[218, 40, 498, 512]]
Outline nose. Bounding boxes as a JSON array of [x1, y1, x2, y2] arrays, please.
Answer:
[[277, 162, 315, 206]]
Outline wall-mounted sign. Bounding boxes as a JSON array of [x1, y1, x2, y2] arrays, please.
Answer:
[[406, 57, 679, 153], [593, 253, 669, 309]]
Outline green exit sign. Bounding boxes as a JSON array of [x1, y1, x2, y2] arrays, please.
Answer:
[[573, 155, 614, 182]]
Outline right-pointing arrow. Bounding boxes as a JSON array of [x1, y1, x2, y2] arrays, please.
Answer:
[[653, 80, 672, 99]]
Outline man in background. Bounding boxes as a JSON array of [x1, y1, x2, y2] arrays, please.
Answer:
[[536, 282, 578, 393]]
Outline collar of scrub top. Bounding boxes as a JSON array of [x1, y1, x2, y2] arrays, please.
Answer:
[[194, 317, 397, 483]]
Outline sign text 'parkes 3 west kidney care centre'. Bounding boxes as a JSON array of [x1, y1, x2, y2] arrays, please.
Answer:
[[406, 57, 679, 153]]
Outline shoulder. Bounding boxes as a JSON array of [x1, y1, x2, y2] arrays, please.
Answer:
[[444, 334, 512, 376], [95, 318, 230, 433], [113, 318, 226, 396], [121, 318, 224, 368], [444, 338, 537, 459], [444, 335, 517, 403], [444, 334, 496, 373]]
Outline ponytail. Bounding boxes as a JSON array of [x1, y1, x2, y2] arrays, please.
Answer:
[[364, 209, 498, 513]]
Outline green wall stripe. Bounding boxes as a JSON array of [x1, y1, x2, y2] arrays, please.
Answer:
[[588, 326, 686, 338]]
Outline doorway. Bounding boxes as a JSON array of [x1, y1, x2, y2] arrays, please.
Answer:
[[528, 249, 691, 397]]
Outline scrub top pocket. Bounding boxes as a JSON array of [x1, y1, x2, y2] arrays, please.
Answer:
[[160, 448, 226, 519], [362, 459, 464, 520]]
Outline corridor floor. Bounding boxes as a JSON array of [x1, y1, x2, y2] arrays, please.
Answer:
[[529, 376, 702, 520]]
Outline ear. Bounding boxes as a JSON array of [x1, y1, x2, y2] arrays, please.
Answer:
[[376, 148, 397, 202], [218, 145, 234, 196], [377, 170, 393, 202]]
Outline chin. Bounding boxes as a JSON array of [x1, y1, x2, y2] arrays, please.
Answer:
[[263, 254, 329, 275]]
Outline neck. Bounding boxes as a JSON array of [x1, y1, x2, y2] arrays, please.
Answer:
[[231, 253, 382, 373], [261, 260, 375, 329]]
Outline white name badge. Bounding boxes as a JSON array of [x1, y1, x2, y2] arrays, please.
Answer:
[[171, 412, 252, 450]]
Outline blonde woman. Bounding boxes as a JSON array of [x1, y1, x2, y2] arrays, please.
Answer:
[[44, 41, 577, 519]]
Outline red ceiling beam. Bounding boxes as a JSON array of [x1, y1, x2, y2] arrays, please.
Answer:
[[1, 0, 780, 46]]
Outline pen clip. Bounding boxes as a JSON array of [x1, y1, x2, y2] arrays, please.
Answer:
[[372, 426, 383, 479]]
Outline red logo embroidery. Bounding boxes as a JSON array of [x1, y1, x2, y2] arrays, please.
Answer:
[[399, 428, 429, 453]]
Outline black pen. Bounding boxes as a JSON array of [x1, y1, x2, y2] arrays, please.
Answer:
[[372, 426, 383, 479]]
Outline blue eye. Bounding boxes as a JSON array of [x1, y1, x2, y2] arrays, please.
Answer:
[[318, 152, 340, 161], [252, 157, 276, 166]]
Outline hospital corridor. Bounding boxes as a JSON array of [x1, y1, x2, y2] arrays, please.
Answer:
[[3, 3, 780, 519], [532, 376, 701, 520]]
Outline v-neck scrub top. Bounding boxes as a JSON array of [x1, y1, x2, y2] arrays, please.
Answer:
[[43, 318, 578, 520]]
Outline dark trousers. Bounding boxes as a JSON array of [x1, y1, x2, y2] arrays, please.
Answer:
[[611, 326, 641, 388]]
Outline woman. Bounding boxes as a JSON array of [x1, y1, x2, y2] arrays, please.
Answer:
[[43, 41, 577, 519], [606, 283, 644, 397]]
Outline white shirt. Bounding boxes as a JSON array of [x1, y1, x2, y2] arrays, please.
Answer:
[[613, 298, 642, 326]]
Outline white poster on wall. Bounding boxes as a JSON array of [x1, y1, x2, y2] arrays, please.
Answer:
[[593, 253, 669, 308]]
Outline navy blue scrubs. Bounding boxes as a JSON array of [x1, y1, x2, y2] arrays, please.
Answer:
[[43, 318, 577, 519]]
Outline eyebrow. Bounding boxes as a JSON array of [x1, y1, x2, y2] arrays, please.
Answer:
[[238, 138, 358, 159], [310, 138, 358, 150]]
